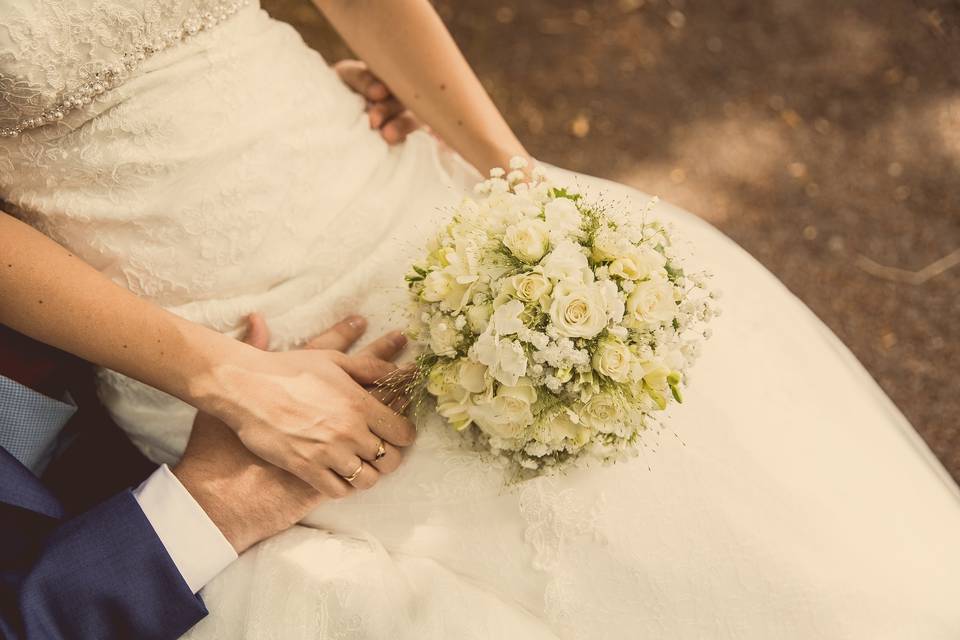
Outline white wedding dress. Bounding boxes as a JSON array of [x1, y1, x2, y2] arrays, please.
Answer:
[[2, 2, 959, 638]]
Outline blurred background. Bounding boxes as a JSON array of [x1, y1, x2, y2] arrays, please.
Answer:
[[263, 0, 960, 480]]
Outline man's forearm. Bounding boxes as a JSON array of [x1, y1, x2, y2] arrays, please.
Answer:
[[315, 0, 529, 174], [0, 214, 251, 408]]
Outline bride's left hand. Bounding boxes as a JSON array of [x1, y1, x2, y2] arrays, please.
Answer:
[[334, 59, 422, 145]]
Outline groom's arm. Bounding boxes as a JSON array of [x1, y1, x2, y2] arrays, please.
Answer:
[[0, 489, 210, 640]]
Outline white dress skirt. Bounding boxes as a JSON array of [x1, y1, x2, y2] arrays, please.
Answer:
[[1, 3, 958, 638]]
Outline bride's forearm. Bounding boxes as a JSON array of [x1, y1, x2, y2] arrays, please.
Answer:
[[0, 214, 252, 406], [314, 0, 529, 174]]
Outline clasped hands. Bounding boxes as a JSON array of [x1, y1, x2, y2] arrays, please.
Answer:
[[174, 313, 415, 553]]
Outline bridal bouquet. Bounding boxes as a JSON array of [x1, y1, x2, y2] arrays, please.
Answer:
[[404, 158, 717, 476]]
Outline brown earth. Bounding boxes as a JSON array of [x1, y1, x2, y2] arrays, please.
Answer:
[[262, 0, 960, 481]]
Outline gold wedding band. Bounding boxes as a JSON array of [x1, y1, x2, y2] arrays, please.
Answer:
[[342, 461, 364, 483], [374, 438, 386, 461]]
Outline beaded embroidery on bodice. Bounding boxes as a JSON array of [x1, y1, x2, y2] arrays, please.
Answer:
[[0, 0, 250, 137]]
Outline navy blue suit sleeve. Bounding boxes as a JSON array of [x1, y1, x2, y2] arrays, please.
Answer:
[[1, 490, 208, 640]]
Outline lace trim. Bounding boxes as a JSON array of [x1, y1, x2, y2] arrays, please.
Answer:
[[0, 0, 250, 138]]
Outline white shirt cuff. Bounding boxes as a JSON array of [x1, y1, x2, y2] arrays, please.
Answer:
[[133, 464, 238, 593]]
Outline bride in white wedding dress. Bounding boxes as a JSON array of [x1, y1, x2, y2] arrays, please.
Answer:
[[2, 0, 959, 638]]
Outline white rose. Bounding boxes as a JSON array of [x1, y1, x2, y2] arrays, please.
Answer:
[[420, 270, 452, 302], [591, 226, 628, 262], [624, 274, 676, 328], [549, 282, 608, 339], [592, 338, 633, 382], [492, 298, 525, 335], [609, 246, 666, 281], [469, 329, 528, 386], [457, 359, 489, 393], [544, 197, 583, 239], [579, 394, 626, 433], [503, 218, 550, 263], [469, 380, 537, 438], [541, 240, 591, 283], [428, 316, 461, 357], [509, 271, 552, 304], [466, 303, 493, 333]]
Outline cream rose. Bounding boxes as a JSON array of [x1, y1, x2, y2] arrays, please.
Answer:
[[579, 394, 626, 433], [609, 246, 666, 281], [421, 270, 453, 302], [549, 282, 609, 339], [592, 338, 634, 382], [503, 218, 550, 263], [509, 271, 552, 304], [624, 274, 676, 328], [468, 380, 537, 438]]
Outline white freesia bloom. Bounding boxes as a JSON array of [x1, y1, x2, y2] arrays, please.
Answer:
[[544, 197, 583, 239], [541, 411, 592, 446], [492, 299, 526, 335], [421, 270, 452, 302], [469, 329, 528, 386], [624, 274, 676, 328], [503, 218, 550, 263], [469, 380, 537, 438], [549, 282, 609, 339], [541, 240, 591, 283]]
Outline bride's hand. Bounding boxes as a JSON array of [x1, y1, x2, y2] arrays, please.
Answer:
[[334, 59, 422, 145], [200, 314, 415, 493]]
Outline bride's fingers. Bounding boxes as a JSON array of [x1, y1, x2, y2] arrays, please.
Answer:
[[356, 391, 416, 447], [305, 315, 368, 351], [333, 59, 389, 102], [367, 439, 403, 475], [357, 330, 407, 360], [242, 313, 271, 350], [332, 454, 380, 491], [382, 112, 421, 144], [333, 352, 399, 386], [368, 98, 404, 129]]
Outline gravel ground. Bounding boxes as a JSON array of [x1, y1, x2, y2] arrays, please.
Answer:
[[263, 0, 960, 481]]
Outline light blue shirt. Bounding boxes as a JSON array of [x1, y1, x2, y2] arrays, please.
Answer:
[[0, 373, 77, 474]]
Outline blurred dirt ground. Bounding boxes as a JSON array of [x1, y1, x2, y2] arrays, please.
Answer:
[[263, 0, 960, 481]]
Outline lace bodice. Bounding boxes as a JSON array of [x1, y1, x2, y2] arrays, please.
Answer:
[[0, 0, 249, 138]]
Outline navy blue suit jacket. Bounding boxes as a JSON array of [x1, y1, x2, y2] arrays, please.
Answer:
[[0, 325, 208, 639], [0, 446, 208, 640]]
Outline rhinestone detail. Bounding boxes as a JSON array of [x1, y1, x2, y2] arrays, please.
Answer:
[[0, 0, 250, 138]]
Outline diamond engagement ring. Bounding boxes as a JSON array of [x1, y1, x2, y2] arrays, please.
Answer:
[[374, 438, 386, 460]]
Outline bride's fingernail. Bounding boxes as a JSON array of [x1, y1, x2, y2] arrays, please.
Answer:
[[393, 332, 408, 346], [347, 316, 366, 329]]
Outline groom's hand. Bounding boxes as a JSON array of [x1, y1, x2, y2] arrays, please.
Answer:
[[173, 315, 411, 553], [334, 59, 422, 144]]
